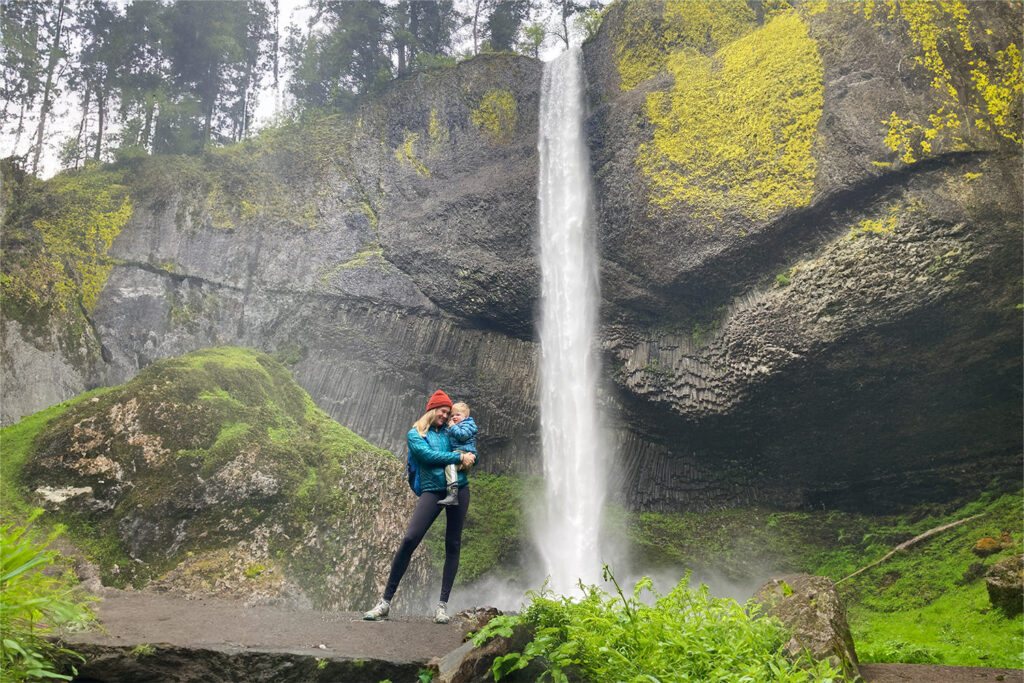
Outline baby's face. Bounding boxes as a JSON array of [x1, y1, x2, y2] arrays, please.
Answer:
[[450, 411, 467, 424]]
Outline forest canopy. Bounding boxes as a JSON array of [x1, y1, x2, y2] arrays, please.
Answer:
[[0, 0, 603, 176]]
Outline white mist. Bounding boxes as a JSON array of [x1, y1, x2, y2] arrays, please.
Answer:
[[534, 46, 607, 596]]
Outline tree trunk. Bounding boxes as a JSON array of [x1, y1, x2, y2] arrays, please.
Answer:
[[73, 87, 91, 169], [142, 98, 154, 151], [94, 86, 105, 160], [472, 0, 482, 54], [13, 100, 27, 151], [271, 0, 280, 115], [30, 0, 67, 175]]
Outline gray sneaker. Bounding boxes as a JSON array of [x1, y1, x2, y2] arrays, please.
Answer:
[[434, 601, 450, 624], [363, 598, 390, 621]]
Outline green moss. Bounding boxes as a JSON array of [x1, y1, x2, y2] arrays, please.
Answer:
[[638, 10, 823, 225], [428, 108, 448, 153], [471, 90, 518, 145], [1, 165, 133, 320], [321, 242, 388, 277], [0, 387, 113, 520]]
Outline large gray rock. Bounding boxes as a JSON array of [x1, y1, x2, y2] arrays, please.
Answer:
[[753, 574, 859, 680]]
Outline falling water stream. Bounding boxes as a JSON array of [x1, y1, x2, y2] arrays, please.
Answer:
[[535, 46, 607, 595]]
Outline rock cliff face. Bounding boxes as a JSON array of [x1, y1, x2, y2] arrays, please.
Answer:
[[3, 1, 1021, 513], [584, 0, 1021, 510]]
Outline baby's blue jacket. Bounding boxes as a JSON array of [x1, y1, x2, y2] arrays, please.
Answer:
[[447, 416, 478, 454]]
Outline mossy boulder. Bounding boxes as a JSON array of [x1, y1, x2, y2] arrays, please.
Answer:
[[986, 554, 1023, 616], [753, 574, 860, 679], [974, 536, 1003, 557], [13, 346, 429, 609]]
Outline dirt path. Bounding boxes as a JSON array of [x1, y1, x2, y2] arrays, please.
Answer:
[[860, 663, 1023, 682], [68, 588, 471, 661], [61, 588, 1023, 682]]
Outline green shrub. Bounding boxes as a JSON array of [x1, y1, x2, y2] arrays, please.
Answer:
[[0, 512, 96, 681], [473, 567, 841, 682]]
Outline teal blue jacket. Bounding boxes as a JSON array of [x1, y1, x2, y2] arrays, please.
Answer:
[[407, 426, 469, 493]]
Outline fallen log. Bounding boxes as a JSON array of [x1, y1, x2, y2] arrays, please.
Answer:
[[836, 514, 985, 585]]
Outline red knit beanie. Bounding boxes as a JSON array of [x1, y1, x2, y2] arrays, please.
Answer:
[[425, 390, 453, 412]]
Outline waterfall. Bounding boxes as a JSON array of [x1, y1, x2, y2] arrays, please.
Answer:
[[535, 47, 607, 595]]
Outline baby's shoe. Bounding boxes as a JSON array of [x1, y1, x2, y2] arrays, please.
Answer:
[[437, 485, 459, 506]]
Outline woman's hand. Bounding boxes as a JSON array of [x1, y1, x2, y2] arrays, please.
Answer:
[[459, 452, 476, 469]]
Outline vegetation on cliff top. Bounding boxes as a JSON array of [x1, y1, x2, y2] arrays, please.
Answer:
[[0, 161, 132, 331]]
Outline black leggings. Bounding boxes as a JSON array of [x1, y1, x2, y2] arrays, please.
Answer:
[[383, 486, 469, 603]]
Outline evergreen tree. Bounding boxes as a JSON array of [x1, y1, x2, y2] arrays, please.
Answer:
[[0, 1, 45, 153], [485, 0, 532, 53], [285, 0, 392, 111], [30, 0, 69, 174]]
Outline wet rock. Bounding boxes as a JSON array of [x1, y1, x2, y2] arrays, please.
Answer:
[[986, 554, 1023, 616], [67, 642, 422, 683], [753, 574, 859, 679], [455, 606, 503, 636], [432, 622, 544, 683]]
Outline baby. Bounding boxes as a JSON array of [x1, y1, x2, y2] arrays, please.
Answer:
[[440, 402, 478, 506]]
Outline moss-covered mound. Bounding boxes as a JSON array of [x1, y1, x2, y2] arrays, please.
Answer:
[[3, 346, 425, 609]]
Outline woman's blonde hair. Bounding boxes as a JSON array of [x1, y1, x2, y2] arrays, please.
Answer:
[[414, 409, 439, 437]]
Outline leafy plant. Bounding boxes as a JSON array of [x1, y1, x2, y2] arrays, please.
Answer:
[[473, 567, 841, 682], [0, 512, 96, 681]]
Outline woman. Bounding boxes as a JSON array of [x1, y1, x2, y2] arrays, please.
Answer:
[[363, 390, 476, 624]]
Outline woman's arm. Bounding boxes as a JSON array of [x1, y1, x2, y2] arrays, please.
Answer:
[[407, 430, 461, 467]]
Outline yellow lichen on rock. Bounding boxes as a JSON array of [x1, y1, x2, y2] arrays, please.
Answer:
[[614, 0, 756, 91], [853, 0, 1022, 159], [971, 43, 1023, 144], [471, 89, 517, 145], [638, 11, 823, 225], [428, 108, 449, 152], [394, 131, 430, 176]]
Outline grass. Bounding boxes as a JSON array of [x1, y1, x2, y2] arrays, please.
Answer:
[[626, 488, 1023, 668], [824, 492, 1024, 668], [0, 387, 113, 521]]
